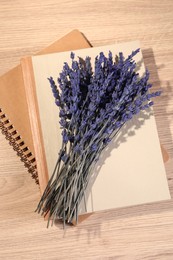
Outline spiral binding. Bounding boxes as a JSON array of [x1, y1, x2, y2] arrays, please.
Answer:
[[0, 108, 39, 185]]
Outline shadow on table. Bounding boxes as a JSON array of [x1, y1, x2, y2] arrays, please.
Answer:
[[142, 48, 173, 185]]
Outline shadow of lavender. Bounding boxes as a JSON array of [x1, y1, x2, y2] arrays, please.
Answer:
[[142, 48, 173, 193], [79, 108, 153, 215]]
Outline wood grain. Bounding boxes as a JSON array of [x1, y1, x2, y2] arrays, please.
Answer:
[[0, 1, 173, 259]]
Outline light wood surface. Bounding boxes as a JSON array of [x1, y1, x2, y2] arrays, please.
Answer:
[[0, 1, 173, 259]]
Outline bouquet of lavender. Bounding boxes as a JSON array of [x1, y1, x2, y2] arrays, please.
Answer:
[[36, 49, 161, 227]]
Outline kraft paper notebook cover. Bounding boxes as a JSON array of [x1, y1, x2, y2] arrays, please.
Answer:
[[0, 30, 91, 184], [21, 41, 171, 216]]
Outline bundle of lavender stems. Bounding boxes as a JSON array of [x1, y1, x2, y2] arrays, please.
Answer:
[[36, 49, 161, 227]]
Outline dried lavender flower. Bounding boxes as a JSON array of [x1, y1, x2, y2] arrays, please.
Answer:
[[36, 49, 161, 227]]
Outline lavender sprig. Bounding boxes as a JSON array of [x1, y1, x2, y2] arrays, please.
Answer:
[[36, 49, 161, 227]]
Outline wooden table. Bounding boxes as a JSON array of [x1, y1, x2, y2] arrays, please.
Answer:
[[0, 1, 173, 259]]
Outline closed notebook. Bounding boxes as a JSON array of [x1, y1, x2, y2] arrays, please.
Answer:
[[0, 30, 91, 184], [21, 41, 171, 216]]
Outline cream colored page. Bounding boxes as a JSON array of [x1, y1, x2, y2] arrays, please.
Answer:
[[32, 42, 170, 214]]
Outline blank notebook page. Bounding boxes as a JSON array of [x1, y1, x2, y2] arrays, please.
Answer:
[[32, 41, 171, 214]]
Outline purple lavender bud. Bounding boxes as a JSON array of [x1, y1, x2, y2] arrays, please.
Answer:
[[55, 100, 61, 106], [127, 112, 133, 119], [115, 121, 121, 128], [53, 92, 59, 99], [69, 135, 74, 143], [127, 48, 140, 61], [134, 98, 142, 106], [74, 144, 81, 153], [59, 110, 66, 117], [59, 118, 67, 129], [149, 101, 154, 106], [146, 93, 152, 100], [61, 153, 69, 163], [155, 91, 162, 96], [103, 137, 111, 145], [62, 129, 68, 144], [70, 52, 75, 59], [133, 107, 140, 114], [91, 123, 97, 129], [91, 143, 98, 152], [105, 128, 113, 135], [72, 61, 79, 70]]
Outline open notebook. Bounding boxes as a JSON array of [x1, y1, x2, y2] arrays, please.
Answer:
[[21, 41, 170, 215], [0, 30, 91, 184]]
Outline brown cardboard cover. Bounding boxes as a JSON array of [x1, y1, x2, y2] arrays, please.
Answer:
[[0, 30, 91, 157]]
